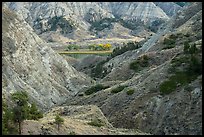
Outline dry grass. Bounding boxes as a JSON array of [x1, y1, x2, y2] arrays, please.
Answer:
[[88, 37, 144, 42], [58, 50, 113, 54]]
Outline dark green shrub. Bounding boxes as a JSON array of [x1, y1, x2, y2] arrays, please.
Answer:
[[184, 41, 190, 53], [111, 85, 127, 93], [170, 72, 191, 85], [126, 89, 135, 95], [129, 60, 140, 72], [78, 93, 84, 97], [170, 55, 190, 67], [162, 45, 175, 50], [66, 44, 80, 51], [91, 60, 108, 79], [184, 33, 190, 37], [188, 44, 198, 54], [87, 119, 104, 127], [85, 84, 109, 95], [69, 131, 76, 135], [159, 79, 177, 94], [129, 55, 149, 72], [143, 55, 149, 60], [164, 45, 202, 95], [54, 114, 64, 131], [159, 71, 200, 95], [28, 103, 43, 120], [119, 18, 145, 30], [46, 16, 76, 35], [169, 34, 177, 40], [136, 55, 149, 67], [89, 18, 116, 32], [149, 19, 165, 33], [163, 38, 176, 45], [184, 42, 198, 54], [110, 41, 142, 58], [187, 55, 202, 75]]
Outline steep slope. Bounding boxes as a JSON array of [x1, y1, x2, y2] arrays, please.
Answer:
[[113, 2, 169, 22], [154, 2, 182, 17], [2, 7, 92, 111], [66, 44, 202, 135], [172, 2, 202, 29], [146, 2, 202, 52], [64, 2, 202, 135]]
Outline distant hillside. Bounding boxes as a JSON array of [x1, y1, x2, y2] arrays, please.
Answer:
[[4, 2, 182, 42]]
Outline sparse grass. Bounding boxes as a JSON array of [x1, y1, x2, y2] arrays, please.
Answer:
[[126, 89, 135, 95], [111, 85, 127, 93]]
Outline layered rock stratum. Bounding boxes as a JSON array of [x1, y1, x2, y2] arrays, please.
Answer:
[[2, 6, 92, 111]]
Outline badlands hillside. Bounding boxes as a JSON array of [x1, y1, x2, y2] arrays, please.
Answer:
[[2, 2, 202, 135]]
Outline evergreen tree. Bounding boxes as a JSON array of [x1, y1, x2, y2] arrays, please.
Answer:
[[189, 44, 197, 54], [28, 103, 43, 120], [2, 100, 18, 135], [11, 91, 29, 135], [184, 41, 190, 54], [188, 55, 202, 75], [5, 91, 44, 135], [54, 114, 64, 131]]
